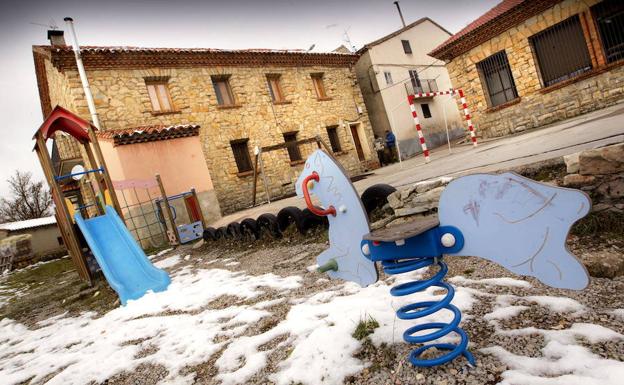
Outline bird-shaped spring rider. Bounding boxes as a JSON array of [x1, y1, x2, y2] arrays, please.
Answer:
[[295, 150, 590, 367]]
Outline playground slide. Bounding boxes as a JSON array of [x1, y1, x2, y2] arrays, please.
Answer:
[[74, 205, 171, 305]]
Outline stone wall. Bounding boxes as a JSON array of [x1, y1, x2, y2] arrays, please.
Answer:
[[44, 62, 377, 214], [445, 0, 624, 138]]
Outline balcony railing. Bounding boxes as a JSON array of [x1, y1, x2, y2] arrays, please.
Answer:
[[404, 78, 439, 96]]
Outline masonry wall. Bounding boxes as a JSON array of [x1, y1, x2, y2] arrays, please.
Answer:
[[44, 61, 377, 214], [446, 0, 624, 139]]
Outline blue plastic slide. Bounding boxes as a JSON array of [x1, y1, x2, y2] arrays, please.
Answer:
[[75, 205, 171, 305]]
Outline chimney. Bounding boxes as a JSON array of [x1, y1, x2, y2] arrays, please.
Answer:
[[47, 30, 65, 46], [394, 1, 407, 28]]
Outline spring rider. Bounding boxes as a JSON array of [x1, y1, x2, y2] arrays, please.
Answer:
[[295, 150, 590, 367]]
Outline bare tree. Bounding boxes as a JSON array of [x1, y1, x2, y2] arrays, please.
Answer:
[[0, 171, 52, 222]]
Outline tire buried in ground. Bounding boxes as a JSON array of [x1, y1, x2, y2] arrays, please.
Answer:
[[240, 218, 260, 240], [216, 226, 228, 239], [360, 183, 397, 216], [203, 227, 218, 241], [226, 222, 242, 239], [277, 206, 306, 234], [302, 208, 328, 230], [256, 213, 282, 238]]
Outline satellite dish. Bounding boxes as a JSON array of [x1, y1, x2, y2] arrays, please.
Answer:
[[71, 164, 85, 180]]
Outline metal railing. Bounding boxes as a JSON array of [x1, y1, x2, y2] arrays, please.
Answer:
[[404, 78, 439, 96]]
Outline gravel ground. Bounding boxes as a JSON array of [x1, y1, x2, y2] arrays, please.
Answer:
[[1, 223, 623, 385]]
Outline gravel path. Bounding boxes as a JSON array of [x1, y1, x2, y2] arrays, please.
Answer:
[[1, 226, 622, 385]]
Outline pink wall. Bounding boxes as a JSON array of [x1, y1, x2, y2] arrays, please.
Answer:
[[100, 136, 214, 196]]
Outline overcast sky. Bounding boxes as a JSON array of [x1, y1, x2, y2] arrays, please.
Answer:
[[0, 0, 498, 197]]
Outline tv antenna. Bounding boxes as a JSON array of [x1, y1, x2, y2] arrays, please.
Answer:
[[29, 18, 59, 30]]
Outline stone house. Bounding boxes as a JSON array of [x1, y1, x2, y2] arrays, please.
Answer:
[[429, 0, 624, 138], [0, 216, 66, 260], [32, 34, 378, 219], [355, 18, 465, 158]]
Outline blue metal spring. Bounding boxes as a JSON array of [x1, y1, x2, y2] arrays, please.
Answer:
[[382, 255, 475, 367]]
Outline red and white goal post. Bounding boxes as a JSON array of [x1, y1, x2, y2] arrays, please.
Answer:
[[407, 89, 477, 163]]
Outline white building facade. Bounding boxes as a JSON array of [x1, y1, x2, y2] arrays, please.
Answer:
[[355, 18, 465, 158]]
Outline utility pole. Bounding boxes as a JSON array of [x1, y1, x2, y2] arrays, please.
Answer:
[[394, 1, 407, 28]]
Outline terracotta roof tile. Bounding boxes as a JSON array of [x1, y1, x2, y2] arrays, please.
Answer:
[[429, 0, 561, 61], [97, 124, 200, 146], [33, 45, 359, 72]]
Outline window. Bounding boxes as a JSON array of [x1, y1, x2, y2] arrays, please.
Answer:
[[57, 236, 64, 246], [529, 15, 592, 87], [230, 139, 253, 173], [384, 71, 393, 85], [311, 73, 328, 99], [401, 40, 412, 54], [476, 51, 519, 107], [421, 103, 432, 118], [326, 126, 342, 152], [283, 132, 302, 162], [212, 76, 235, 106], [146, 81, 174, 113], [592, 0, 624, 63], [267, 74, 286, 102], [409, 70, 422, 92]]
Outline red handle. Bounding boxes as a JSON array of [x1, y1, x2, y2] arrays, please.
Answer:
[[302, 172, 336, 217]]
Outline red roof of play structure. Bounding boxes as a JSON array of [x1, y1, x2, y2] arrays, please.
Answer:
[[34, 106, 94, 143]]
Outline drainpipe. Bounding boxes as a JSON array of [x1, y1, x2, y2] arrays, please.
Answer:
[[64, 17, 101, 128]]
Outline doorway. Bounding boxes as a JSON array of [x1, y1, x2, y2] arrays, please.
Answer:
[[349, 123, 368, 162]]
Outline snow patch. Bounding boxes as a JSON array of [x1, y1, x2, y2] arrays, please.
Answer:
[[449, 276, 532, 288], [524, 295, 585, 313], [482, 323, 624, 385], [0, 268, 301, 385], [153, 254, 181, 269]]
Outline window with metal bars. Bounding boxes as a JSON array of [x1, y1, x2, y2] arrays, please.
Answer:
[[283, 132, 302, 162], [326, 126, 342, 152], [529, 15, 592, 87], [592, 0, 624, 64], [230, 139, 253, 173], [476, 51, 519, 107]]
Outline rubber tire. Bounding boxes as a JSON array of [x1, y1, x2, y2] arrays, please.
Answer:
[[216, 226, 228, 239], [360, 184, 397, 216], [240, 218, 260, 240], [277, 206, 306, 234], [257, 213, 282, 238], [302, 208, 328, 229], [226, 222, 242, 239], [203, 227, 218, 241]]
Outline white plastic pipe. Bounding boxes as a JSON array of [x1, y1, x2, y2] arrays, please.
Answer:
[[64, 17, 100, 128]]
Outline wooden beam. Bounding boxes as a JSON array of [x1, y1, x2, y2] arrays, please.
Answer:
[[251, 152, 260, 206], [35, 133, 92, 283], [156, 173, 180, 245], [261, 137, 317, 152]]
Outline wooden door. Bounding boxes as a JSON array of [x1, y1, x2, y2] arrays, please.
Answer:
[[350, 124, 365, 161]]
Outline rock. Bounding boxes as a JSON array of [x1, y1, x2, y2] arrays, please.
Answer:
[[563, 173, 596, 187], [579, 143, 624, 175], [414, 177, 453, 194], [582, 250, 624, 279], [596, 177, 624, 198], [192, 239, 205, 249], [394, 187, 445, 217], [564, 152, 580, 174]]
